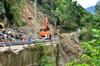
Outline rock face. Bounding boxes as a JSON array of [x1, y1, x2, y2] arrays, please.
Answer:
[[95, 0, 100, 15], [59, 32, 82, 66], [0, 0, 82, 65], [0, 45, 57, 66], [0, 32, 82, 66]]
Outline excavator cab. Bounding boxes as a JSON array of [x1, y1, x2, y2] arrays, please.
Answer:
[[38, 29, 51, 39], [38, 16, 51, 39]]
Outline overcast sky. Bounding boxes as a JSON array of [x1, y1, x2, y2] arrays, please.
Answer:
[[73, 0, 99, 8]]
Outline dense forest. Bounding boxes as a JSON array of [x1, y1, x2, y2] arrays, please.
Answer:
[[0, 0, 100, 66]]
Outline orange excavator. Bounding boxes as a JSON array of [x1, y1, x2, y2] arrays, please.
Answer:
[[38, 16, 51, 39]]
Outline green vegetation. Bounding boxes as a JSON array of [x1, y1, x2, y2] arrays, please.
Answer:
[[0, 0, 99, 66], [37, 0, 100, 66], [1, 0, 27, 27], [55, 0, 86, 32], [36, 44, 55, 66], [0, 2, 5, 16], [37, 0, 87, 32], [38, 0, 99, 31], [66, 29, 100, 66], [40, 48, 54, 66], [95, 1, 100, 16]]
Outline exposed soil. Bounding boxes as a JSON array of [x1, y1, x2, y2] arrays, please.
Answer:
[[59, 32, 82, 66], [21, 1, 54, 34]]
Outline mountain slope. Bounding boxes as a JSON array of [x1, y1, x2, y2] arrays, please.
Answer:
[[86, 6, 96, 13], [20, 0, 54, 34]]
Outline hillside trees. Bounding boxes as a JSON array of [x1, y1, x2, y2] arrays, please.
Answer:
[[0, 2, 5, 21], [95, 0, 100, 16], [1, 0, 26, 27], [54, 0, 87, 32], [38, 0, 87, 32], [54, 0, 100, 32], [66, 28, 100, 66]]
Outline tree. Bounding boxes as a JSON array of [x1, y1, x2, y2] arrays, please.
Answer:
[[59, 1, 86, 32], [95, 0, 100, 16], [1, 0, 26, 27], [0, 2, 5, 21], [66, 28, 100, 66]]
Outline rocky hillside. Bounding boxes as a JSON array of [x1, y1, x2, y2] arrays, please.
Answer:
[[20, 0, 54, 34], [59, 32, 82, 66], [0, 0, 82, 66], [0, 32, 82, 66]]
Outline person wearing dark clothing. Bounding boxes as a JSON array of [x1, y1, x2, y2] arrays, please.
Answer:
[[2, 30, 8, 47]]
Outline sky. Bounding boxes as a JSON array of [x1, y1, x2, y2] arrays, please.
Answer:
[[73, 0, 99, 9]]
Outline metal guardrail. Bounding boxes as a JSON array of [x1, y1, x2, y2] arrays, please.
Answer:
[[0, 35, 59, 47], [0, 39, 55, 47]]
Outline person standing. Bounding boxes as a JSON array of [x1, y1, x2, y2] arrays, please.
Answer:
[[2, 30, 8, 47]]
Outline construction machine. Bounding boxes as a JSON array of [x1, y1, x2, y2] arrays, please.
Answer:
[[38, 16, 51, 39]]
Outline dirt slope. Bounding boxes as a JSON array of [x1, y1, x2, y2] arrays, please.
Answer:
[[59, 32, 82, 66], [21, 0, 54, 34]]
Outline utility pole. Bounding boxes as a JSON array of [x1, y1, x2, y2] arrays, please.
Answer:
[[51, 0, 53, 16], [34, 0, 38, 33], [34, 0, 37, 23], [28, 1, 37, 66]]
